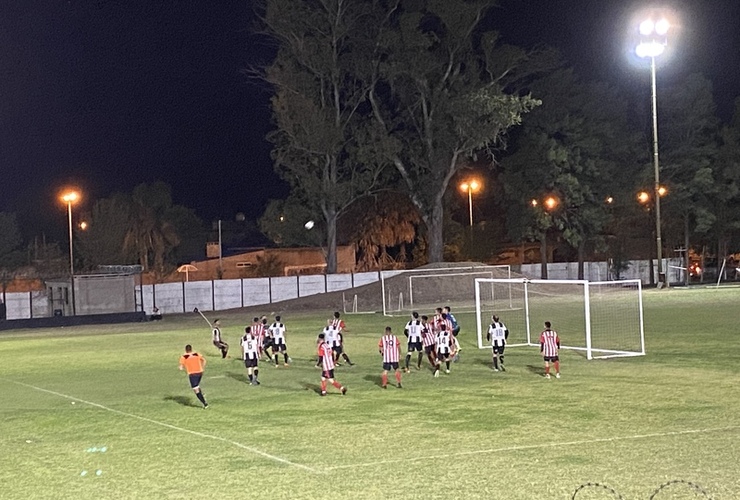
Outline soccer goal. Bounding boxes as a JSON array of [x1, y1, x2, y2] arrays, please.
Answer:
[[474, 278, 645, 360], [381, 265, 512, 316]]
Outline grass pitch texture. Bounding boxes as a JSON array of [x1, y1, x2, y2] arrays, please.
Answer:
[[1, 287, 739, 499]]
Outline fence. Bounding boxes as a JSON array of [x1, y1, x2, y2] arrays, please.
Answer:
[[0, 260, 682, 320]]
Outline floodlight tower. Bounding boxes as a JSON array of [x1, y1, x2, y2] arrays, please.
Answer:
[[636, 16, 669, 287]]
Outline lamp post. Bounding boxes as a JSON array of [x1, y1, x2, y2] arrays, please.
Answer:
[[636, 16, 669, 287], [61, 191, 80, 315], [459, 179, 482, 227]]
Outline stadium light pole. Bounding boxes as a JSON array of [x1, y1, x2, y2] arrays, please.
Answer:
[[61, 191, 80, 316], [459, 179, 482, 227], [636, 16, 669, 287]]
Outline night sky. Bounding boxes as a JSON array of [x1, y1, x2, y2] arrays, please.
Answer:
[[1, 0, 738, 241]]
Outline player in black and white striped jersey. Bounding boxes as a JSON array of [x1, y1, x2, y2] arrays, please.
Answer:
[[433, 323, 455, 377], [486, 315, 509, 372], [268, 315, 291, 367], [240, 326, 260, 385], [212, 319, 229, 359], [403, 311, 424, 372]]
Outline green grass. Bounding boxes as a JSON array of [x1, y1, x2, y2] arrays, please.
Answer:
[[2, 287, 740, 499]]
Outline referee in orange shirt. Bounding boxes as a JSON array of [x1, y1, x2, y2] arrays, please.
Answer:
[[179, 344, 209, 408]]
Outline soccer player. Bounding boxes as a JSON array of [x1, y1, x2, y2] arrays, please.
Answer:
[[178, 344, 208, 408], [317, 320, 336, 368], [252, 317, 270, 363], [211, 319, 229, 359], [379, 326, 403, 388], [330, 311, 354, 366], [269, 315, 291, 367], [486, 315, 509, 372], [420, 315, 438, 369], [317, 333, 347, 396], [443, 306, 460, 336], [240, 326, 261, 385], [403, 311, 424, 372], [540, 321, 561, 379], [433, 323, 455, 377]]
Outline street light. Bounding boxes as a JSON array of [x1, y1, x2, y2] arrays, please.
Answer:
[[636, 14, 669, 287], [61, 191, 80, 315], [459, 179, 482, 227]]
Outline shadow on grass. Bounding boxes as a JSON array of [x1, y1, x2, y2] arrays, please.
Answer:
[[225, 371, 249, 384], [363, 374, 384, 388], [164, 395, 200, 408], [525, 364, 544, 377], [300, 382, 322, 395]]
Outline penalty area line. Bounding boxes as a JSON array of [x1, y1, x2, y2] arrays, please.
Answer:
[[7, 379, 319, 474], [326, 425, 740, 471]]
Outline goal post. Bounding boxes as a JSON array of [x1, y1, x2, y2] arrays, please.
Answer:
[[381, 265, 512, 316], [475, 278, 645, 360]]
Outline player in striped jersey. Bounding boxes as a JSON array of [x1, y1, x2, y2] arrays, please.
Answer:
[[251, 317, 268, 363], [316, 321, 336, 368], [378, 326, 402, 389], [420, 315, 438, 369], [403, 311, 424, 372], [330, 312, 354, 366], [211, 319, 229, 359], [433, 323, 455, 377], [317, 333, 347, 396], [240, 326, 261, 385], [268, 315, 291, 367], [486, 315, 508, 372], [539, 321, 561, 379]]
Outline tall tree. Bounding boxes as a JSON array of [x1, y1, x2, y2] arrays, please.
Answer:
[[368, 0, 540, 262], [0, 212, 24, 296], [263, 0, 390, 273], [500, 68, 638, 278]]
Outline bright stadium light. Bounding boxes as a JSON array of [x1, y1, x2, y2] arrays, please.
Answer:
[[459, 178, 482, 227], [61, 190, 81, 315]]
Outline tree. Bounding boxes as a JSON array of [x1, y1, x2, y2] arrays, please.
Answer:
[[368, 0, 540, 263], [76, 194, 134, 269], [500, 68, 638, 278], [263, 0, 390, 273], [0, 212, 24, 297]]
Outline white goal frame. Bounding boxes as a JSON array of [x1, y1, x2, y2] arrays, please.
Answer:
[[381, 265, 512, 316], [474, 278, 645, 360]]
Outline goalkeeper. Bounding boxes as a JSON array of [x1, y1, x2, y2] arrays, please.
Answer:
[[486, 315, 508, 372]]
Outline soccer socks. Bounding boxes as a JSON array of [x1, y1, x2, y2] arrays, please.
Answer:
[[554, 361, 560, 374], [381, 373, 388, 388], [445, 361, 451, 370], [195, 390, 207, 406], [248, 373, 253, 382], [321, 380, 327, 393], [492, 356, 499, 370], [544, 364, 551, 375], [417, 352, 423, 368], [405, 354, 411, 369], [332, 380, 342, 390], [283, 353, 290, 364], [342, 353, 353, 365], [395, 371, 402, 385]]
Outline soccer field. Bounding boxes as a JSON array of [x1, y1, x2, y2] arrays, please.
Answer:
[[1, 287, 739, 499]]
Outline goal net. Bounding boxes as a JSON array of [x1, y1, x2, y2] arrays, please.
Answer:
[[381, 265, 511, 316], [474, 278, 645, 360]]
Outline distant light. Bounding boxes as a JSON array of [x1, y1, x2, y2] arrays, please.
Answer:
[[459, 178, 482, 193], [279, 215, 285, 222], [639, 19, 654, 35], [61, 191, 80, 204], [637, 191, 650, 204], [79, 221, 88, 230], [655, 19, 669, 35], [658, 186, 668, 197], [605, 196, 614, 204], [304, 220, 315, 230], [636, 40, 665, 58], [544, 196, 558, 211], [530, 199, 538, 207]]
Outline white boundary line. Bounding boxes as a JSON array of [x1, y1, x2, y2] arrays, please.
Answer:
[[326, 425, 740, 471], [7, 379, 319, 473]]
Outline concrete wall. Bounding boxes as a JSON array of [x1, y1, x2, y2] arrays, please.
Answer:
[[1, 262, 684, 320]]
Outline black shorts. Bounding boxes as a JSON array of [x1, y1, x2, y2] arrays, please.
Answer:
[[382, 362, 399, 371], [213, 340, 228, 349], [452, 326, 461, 337], [436, 350, 450, 361], [492, 344, 505, 355], [263, 338, 274, 349], [244, 358, 258, 368], [272, 341, 286, 352], [322, 369, 335, 379], [188, 373, 203, 388], [543, 355, 559, 362], [424, 345, 435, 355], [332, 345, 343, 356], [407, 341, 423, 352]]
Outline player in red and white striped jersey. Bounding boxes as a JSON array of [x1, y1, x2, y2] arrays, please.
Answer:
[[317, 333, 347, 396], [539, 321, 561, 379], [420, 315, 438, 369], [251, 317, 270, 363], [378, 326, 402, 389]]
